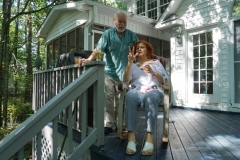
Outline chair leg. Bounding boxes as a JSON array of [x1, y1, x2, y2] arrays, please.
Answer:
[[116, 90, 127, 139], [162, 90, 169, 143]]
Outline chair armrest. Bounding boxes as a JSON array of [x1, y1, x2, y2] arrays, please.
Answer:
[[163, 83, 170, 91]]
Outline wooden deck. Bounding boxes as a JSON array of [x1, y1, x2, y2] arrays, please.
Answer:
[[90, 107, 240, 160]]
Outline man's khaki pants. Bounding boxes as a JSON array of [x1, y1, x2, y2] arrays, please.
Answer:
[[104, 74, 127, 129]]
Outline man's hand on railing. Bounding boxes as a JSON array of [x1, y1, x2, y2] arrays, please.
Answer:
[[78, 58, 91, 66]]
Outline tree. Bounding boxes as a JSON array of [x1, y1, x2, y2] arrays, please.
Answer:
[[233, 1, 240, 16], [0, 0, 59, 127]]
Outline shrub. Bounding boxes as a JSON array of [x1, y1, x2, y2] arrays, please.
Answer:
[[7, 98, 34, 125]]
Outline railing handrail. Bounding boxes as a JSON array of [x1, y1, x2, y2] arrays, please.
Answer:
[[0, 63, 105, 159]]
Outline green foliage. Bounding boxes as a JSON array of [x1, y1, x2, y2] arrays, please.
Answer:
[[0, 125, 19, 140], [93, 0, 127, 10], [233, 2, 240, 16], [7, 98, 33, 125]]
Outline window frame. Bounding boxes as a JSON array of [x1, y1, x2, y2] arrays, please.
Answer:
[[136, 0, 171, 20], [187, 26, 220, 104], [192, 31, 214, 95]]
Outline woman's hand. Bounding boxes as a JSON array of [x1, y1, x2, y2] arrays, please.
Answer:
[[143, 65, 164, 84], [128, 46, 138, 63], [142, 65, 154, 75]]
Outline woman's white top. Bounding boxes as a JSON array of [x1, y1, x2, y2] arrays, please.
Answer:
[[129, 59, 169, 94]]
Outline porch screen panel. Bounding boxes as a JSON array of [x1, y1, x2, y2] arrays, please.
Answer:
[[149, 38, 160, 56], [53, 39, 59, 60], [67, 31, 75, 52], [162, 40, 170, 58], [60, 35, 66, 54], [47, 43, 53, 69], [234, 20, 240, 103], [76, 28, 84, 51]]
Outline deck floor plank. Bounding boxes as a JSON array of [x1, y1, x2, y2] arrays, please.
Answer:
[[172, 109, 205, 160], [156, 112, 173, 160], [169, 110, 189, 160], [204, 111, 240, 135], [90, 108, 240, 160], [181, 109, 238, 160], [174, 109, 220, 160]]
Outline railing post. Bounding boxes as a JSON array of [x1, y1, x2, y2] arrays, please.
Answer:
[[83, 61, 105, 146]]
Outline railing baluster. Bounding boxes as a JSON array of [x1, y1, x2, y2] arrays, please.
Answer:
[[81, 91, 87, 141], [44, 71, 47, 105], [46, 71, 48, 103], [36, 131, 42, 160], [32, 74, 36, 111], [40, 73, 43, 108], [63, 69, 67, 124], [52, 117, 58, 160], [68, 103, 73, 153], [17, 147, 24, 160]]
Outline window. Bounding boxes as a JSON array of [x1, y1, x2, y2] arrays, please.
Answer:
[[160, 0, 171, 16], [193, 31, 213, 94], [147, 0, 157, 20], [137, 0, 146, 16], [137, 0, 171, 20]]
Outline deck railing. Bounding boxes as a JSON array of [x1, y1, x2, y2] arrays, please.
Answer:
[[0, 62, 105, 160]]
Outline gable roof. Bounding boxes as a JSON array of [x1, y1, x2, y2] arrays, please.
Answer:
[[155, 0, 184, 30], [36, 1, 89, 38], [36, 0, 156, 38]]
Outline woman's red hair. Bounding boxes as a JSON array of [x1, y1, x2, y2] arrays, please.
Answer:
[[133, 40, 154, 57]]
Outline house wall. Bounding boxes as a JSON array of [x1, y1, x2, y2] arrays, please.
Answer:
[[46, 10, 89, 43], [171, 0, 239, 112], [95, 7, 171, 41], [45, 5, 171, 50]]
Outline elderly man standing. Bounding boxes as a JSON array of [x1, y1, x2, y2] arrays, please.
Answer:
[[79, 11, 164, 135]]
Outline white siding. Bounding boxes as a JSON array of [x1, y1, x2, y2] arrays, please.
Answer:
[[46, 11, 89, 42], [177, 0, 229, 30], [171, 36, 186, 106], [170, 0, 235, 111], [95, 8, 171, 41], [219, 23, 230, 105]]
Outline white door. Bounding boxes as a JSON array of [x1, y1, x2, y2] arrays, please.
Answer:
[[187, 26, 221, 106]]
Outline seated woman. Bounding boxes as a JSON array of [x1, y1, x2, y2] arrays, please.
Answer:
[[123, 40, 169, 156]]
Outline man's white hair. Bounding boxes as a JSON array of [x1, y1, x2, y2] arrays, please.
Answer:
[[114, 11, 127, 18]]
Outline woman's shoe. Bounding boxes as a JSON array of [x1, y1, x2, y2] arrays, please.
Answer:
[[126, 141, 137, 155], [141, 142, 154, 156]]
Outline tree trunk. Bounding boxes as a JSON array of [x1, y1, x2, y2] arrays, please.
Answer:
[[24, 12, 33, 103], [1, 0, 13, 127], [13, 0, 20, 98]]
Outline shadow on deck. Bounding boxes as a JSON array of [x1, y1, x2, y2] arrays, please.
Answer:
[[89, 107, 240, 160]]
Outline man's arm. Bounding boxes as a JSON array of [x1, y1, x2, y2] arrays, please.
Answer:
[[78, 48, 97, 66], [87, 48, 98, 61]]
